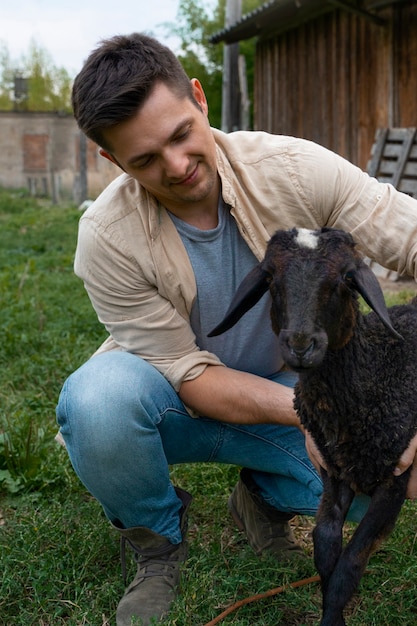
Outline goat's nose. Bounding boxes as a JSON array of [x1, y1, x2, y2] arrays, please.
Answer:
[[280, 329, 316, 360], [288, 338, 315, 359], [279, 329, 328, 370], [281, 331, 314, 356]]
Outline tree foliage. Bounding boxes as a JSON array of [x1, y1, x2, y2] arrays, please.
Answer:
[[162, 0, 261, 129], [0, 43, 15, 110], [1, 0, 262, 118], [0, 38, 72, 112]]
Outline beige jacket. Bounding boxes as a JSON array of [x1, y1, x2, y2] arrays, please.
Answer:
[[75, 129, 417, 390]]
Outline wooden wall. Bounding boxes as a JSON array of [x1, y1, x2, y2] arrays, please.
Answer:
[[254, 2, 417, 170]]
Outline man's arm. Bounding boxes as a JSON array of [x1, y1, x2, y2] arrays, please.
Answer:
[[179, 364, 300, 427], [181, 365, 417, 501], [180, 366, 329, 472]]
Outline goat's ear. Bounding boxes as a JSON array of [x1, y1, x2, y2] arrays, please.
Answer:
[[349, 263, 403, 340], [208, 264, 270, 337]]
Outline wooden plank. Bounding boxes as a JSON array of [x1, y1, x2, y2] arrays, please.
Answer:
[[385, 128, 414, 141], [367, 128, 389, 177], [377, 161, 402, 177], [398, 180, 417, 196], [367, 127, 417, 193], [381, 143, 415, 159], [254, 3, 416, 170], [404, 161, 417, 177], [391, 127, 417, 187]]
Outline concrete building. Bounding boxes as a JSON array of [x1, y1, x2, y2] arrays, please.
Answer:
[[0, 110, 120, 202]]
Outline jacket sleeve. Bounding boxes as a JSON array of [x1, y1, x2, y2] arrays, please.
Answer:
[[74, 213, 223, 392], [288, 139, 417, 279], [215, 129, 417, 280]]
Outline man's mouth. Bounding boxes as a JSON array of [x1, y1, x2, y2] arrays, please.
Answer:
[[175, 164, 199, 186]]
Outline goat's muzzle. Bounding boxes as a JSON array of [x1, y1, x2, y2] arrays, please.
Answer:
[[278, 330, 328, 371]]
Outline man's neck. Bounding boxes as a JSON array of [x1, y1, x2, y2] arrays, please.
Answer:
[[163, 193, 221, 230]]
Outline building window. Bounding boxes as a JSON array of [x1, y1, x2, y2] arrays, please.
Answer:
[[23, 134, 48, 172]]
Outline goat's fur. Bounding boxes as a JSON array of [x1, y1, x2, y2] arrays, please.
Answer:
[[209, 227, 417, 626]]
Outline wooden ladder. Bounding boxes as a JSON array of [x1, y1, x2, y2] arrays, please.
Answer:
[[366, 128, 417, 280], [367, 127, 417, 197]]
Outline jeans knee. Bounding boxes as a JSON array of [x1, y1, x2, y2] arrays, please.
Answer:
[[56, 351, 159, 446]]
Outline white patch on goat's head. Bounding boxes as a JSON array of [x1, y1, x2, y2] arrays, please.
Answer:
[[295, 228, 319, 249]]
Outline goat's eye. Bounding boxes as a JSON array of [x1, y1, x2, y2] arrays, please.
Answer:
[[343, 271, 354, 283]]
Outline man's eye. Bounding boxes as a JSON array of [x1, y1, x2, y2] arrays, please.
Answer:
[[174, 128, 191, 143], [135, 156, 154, 169]]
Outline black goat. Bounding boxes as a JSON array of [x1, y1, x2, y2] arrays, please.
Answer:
[[209, 227, 417, 626]]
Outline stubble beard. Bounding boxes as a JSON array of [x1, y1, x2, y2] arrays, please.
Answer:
[[171, 163, 218, 205]]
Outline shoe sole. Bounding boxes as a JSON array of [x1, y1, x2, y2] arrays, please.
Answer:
[[228, 495, 246, 533]]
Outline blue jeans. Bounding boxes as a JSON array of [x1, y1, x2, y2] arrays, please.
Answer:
[[56, 351, 368, 544]]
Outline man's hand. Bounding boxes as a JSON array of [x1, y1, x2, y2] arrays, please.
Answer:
[[304, 428, 417, 499], [304, 430, 326, 474], [394, 432, 417, 499]]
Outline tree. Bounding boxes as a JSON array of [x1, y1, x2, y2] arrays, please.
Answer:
[[0, 43, 15, 110], [23, 40, 72, 112], [0, 38, 72, 112], [162, 0, 261, 129]]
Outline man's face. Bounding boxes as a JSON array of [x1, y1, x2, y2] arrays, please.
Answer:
[[101, 80, 219, 217]]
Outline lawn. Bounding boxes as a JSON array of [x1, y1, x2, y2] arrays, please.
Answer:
[[0, 187, 416, 625]]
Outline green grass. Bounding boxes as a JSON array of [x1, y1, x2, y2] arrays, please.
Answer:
[[0, 187, 416, 625], [0, 188, 106, 494]]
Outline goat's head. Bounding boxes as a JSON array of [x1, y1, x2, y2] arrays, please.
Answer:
[[208, 227, 402, 371]]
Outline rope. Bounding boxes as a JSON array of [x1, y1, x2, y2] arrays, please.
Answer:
[[202, 574, 321, 626]]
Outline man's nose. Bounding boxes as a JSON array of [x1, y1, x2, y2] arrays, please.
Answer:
[[163, 147, 189, 179]]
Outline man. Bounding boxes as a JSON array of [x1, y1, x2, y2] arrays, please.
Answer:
[[56, 33, 417, 626]]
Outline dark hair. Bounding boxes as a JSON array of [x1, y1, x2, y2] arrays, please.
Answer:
[[72, 33, 195, 149]]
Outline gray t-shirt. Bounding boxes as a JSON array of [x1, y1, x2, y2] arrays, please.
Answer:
[[169, 200, 284, 377]]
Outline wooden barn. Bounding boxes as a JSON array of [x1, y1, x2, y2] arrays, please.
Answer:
[[211, 0, 417, 171]]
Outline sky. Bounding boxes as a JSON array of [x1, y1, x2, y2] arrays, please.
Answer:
[[0, 0, 185, 76]]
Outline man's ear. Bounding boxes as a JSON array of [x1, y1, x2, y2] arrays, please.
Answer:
[[99, 149, 124, 171], [190, 78, 208, 116], [99, 149, 117, 165]]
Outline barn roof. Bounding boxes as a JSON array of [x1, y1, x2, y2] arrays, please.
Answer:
[[210, 0, 406, 44]]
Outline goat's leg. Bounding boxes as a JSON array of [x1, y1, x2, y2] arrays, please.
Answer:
[[313, 470, 354, 598], [319, 471, 409, 626]]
